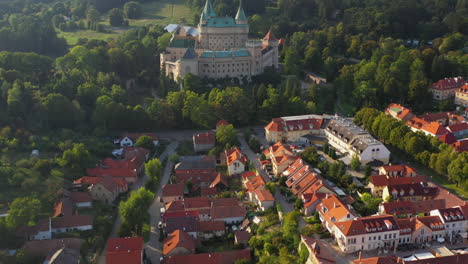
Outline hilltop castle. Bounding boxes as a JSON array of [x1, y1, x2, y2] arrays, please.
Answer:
[[160, 0, 279, 81]]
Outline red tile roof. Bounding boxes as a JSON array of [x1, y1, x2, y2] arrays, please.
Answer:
[[53, 198, 73, 217], [184, 197, 211, 210], [163, 230, 197, 256], [211, 198, 240, 208], [335, 215, 399, 236], [234, 230, 250, 243], [162, 184, 185, 198], [201, 187, 219, 197], [69, 191, 92, 204], [387, 183, 438, 198], [163, 211, 200, 222], [53, 215, 93, 229], [379, 165, 417, 175], [198, 221, 225, 232], [193, 131, 215, 145], [385, 103, 414, 121], [437, 207, 466, 222], [265, 121, 282, 132], [354, 254, 468, 264], [438, 133, 457, 144], [416, 216, 445, 230], [23, 238, 84, 258], [163, 249, 251, 264], [106, 237, 143, 264], [75, 175, 127, 193], [253, 189, 275, 201], [369, 175, 426, 187], [396, 218, 416, 235], [451, 139, 468, 152], [225, 147, 247, 166], [447, 122, 468, 133], [405, 117, 429, 130], [432, 77, 465, 90], [210, 173, 228, 188], [353, 256, 398, 264], [211, 206, 246, 220], [422, 122, 450, 136], [301, 236, 336, 264]]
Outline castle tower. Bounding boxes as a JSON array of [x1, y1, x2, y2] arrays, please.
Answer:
[[235, 0, 247, 25], [200, 0, 216, 25], [263, 29, 278, 48], [262, 30, 279, 69]]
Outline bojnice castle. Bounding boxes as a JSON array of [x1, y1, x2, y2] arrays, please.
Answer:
[[160, 0, 279, 81]]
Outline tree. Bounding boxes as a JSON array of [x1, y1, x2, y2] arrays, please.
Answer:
[[6, 197, 42, 229], [216, 124, 238, 148], [136, 136, 154, 150], [350, 155, 361, 171], [86, 6, 100, 22], [145, 158, 162, 182], [109, 8, 124, 26], [157, 33, 172, 51], [284, 47, 300, 75], [42, 93, 81, 128], [60, 143, 92, 171], [124, 2, 143, 19], [119, 188, 154, 235]]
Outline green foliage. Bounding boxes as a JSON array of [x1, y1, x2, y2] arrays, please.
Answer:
[[136, 136, 154, 151], [109, 8, 125, 26], [216, 124, 238, 148], [124, 2, 143, 19], [6, 197, 42, 229], [145, 158, 162, 183], [350, 155, 361, 171], [60, 143, 92, 172], [119, 188, 154, 235]]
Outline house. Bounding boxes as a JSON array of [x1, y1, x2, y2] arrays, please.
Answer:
[[210, 205, 246, 224], [106, 237, 143, 264], [249, 189, 275, 211], [379, 199, 446, 217], [316, 193, 356, 234], [431, 77, 466, 100], [210, 173, 228, 190], [115, 133, 159, 147], [163, 212, 200, 237], [419, 111, 465, 126], [451, 139, 468, 152], [382, 183, 438, 202], [163, 230, 198, 256], [234, 230, 250, 246], [22, 238, 83, 260], [265, 115, 325, 143], [333, 215, 400, 253], [385, 104, 414, 121], [43, 247, 81, 264], [301, 236, 336, 264], [378, 165, 417, 177], [174, 156, 218, 186], [438, 133, 457, 144], [197, 221, 226, 240], [193, 131, 215, 152], [162, 184, 185, 204], [285, 162, 334, 197], [302, 192, 327, 216], [52, 198, 73, 217], [87, 147, 149, 183], [162, 249, 251, 264], [324, 118, 390, 165], [225, 147, 247, 176], [430, 207, 467, 241], [243, 174, 266, 193], [447, 122, 468, 138], [69, 191, 92, 208], [200, 187, 219, 197], [455, 84, 468, 107], [406, 117, 430, 133], [74, 176, 128, 204], [368, 175, 426, 196], [22, 215, 94, 241], [421, 122, 450, 137], [262, 142, 297, 176]]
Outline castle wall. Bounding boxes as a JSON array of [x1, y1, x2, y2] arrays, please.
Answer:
[[198, 26, 249, 50], [198, 56, 252, 79]]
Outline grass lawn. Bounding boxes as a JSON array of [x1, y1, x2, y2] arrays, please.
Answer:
[[58, 0, 194, 46]]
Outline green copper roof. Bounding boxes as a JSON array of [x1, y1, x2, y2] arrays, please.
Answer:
[[202, 0, 216, 18], [200, 49, 251, 58], [390, 107, 402, 113], [202, 17, 248, 28], [168, 38, 195, 48], [235, 0, 247, 21]]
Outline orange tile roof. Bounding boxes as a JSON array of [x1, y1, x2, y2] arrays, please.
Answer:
[[53, 198, 73, 217], [379, 165, 417, 176], [421, 122, 450, 136], [163, 230, 197, 256], [245, 175, 266, 192], [284, 158, 306, 175], [416, 216, 445, 231], [254, 189, 275, 201], [335, 215, 399, 236], [265, 121, 282, 132], [396, 218, 416, 234], [406, 117, 429, 130], [263, 30, 277, 41], [451, 139, 468, 152], [286, 164, 313, 187], [317, 194, 355, 227], [225, 147, 247, 166], [210, 173, 228, 188], [193, 131, 215, 144]]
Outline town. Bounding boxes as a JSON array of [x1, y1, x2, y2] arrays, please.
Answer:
[[0, 0, 467, 264]]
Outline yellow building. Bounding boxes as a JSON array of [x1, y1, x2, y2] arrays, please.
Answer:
[[455, 85, 468, 107], [160, 0, 279, 81]]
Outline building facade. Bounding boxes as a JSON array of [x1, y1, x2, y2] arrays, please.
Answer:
[[455, 85, 468, 107], [160, 0, 279, 81], [431, 77, 465, 100]]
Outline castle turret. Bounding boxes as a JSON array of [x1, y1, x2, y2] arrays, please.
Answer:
[[263, 29, 278, 48], [235, 0, 247, 25], [200, 0, 216, 24]]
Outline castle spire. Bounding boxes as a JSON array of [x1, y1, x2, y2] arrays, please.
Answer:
[[235, 0, 247, 22], [202, 0, 216, 19]]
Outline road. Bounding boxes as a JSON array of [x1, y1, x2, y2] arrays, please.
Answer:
[[97, 141, 178, 264], [145, 141, 178, 263]]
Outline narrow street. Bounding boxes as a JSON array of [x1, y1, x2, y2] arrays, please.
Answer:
[[97, 141, 178, 264], [145, 141, 179, 263]]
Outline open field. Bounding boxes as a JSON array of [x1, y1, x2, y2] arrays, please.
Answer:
[[58, 0, 194, 45]]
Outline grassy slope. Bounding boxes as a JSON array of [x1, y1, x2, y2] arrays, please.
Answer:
[[58, 0, 194, 45]]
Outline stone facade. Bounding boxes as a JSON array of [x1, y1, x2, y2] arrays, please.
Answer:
[[160, 0, 279, 81]]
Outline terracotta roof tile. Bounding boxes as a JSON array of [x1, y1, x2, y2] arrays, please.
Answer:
[[225, 147, 247, 166], [211, 205, 246, 219], [163, 184, 185, 198], [69, 191, 92, 204], [106, 237, 143, 264], [164, 249, 251, 264], [253, 189, 275, 201], [234, 230, 250, 243], [193, 131, 215, 145], [163, 230, 197, 256]]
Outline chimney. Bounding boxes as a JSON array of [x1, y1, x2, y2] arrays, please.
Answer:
[[358, 251, 362, 260], [326, 193, 329, 199], [334, 202, 337, 208]]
